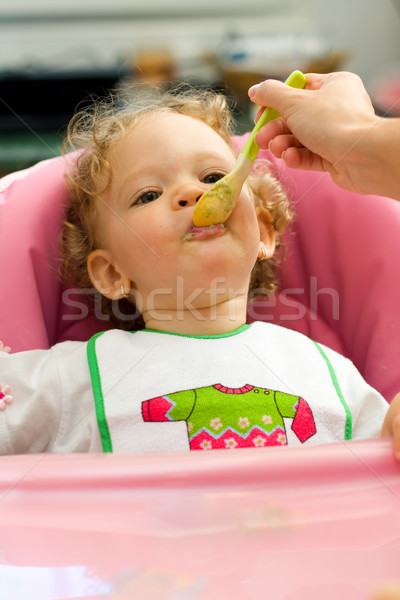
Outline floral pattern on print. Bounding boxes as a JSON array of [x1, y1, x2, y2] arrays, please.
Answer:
[[253, 435, 267, 447], [0, 384, 13, 410], [262, 415, 272, 425], [224, 438, 238, 449], [200, 439, 213, 450], [190, 427, 288, 451], [238, 417, 250, 429], [210, 417, 223, 431], [277, 433, 287, 445], [0, 341, 11, 354]]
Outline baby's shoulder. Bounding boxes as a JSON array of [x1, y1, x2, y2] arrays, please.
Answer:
[[249, 321, 352, 367]]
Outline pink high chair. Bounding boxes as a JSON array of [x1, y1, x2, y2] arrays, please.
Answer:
[[1, 138, 400, 598], [1, 135, 400, 402]]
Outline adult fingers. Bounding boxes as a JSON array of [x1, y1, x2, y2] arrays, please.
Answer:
[[267, 134, 304, 158], [254, 119, 289, 148], [370, 582, 400, 600], [281, 147, 327, 172]]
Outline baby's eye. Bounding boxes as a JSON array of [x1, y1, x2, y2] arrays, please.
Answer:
[[136, 190, 161, 205], [203, 172, 224, 185]]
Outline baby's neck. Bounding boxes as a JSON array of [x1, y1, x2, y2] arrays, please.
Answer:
[[142, 294, 248, 336]]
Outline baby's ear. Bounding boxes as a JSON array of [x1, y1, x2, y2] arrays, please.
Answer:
[[87, 249, 129, 300], [256, 206, 276, 259]]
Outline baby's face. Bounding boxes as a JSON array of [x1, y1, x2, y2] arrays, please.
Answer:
[[95, 111, 261, 315]]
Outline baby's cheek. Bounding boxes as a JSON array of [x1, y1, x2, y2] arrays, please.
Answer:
[[236, 191, 259, 226], [142, 231, 169, 258]]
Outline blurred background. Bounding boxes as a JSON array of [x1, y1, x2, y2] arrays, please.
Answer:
[[1, 0, 399, 175]]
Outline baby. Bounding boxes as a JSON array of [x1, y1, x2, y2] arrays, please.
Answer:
[[0, 84, 398, 455]]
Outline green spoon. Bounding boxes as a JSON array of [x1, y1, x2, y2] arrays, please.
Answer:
[[192, 70, 306, 227]]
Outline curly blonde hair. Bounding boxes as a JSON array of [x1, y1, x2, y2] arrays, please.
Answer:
[[60, 83, 293, 330]]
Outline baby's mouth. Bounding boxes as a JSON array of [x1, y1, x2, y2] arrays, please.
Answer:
[[183, 223, 225, 241]]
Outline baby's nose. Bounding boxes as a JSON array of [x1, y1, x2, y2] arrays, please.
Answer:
[[173, 183, 204, 209], [178, 194, 202, 207]]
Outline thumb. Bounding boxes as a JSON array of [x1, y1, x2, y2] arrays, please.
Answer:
[[248, 79, 305, 117]]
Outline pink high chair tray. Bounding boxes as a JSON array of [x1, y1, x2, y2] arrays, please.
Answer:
[[0, 439, 399, 599]]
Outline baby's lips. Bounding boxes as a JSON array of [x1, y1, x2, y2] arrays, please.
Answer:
[[183, 223, 225, 241]]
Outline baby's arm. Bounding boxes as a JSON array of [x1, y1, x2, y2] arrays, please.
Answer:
[[315, 342, 389, 444], [0, 347, 63, 454], [380, 392, 400, 461], [0, 341, 93, 454], [321, 343, 400, 460]]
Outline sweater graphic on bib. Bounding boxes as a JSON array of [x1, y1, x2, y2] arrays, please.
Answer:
[[142, 383, 316, 451]]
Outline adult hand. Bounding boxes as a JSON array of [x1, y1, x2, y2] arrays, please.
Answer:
[[370, 582, 400, 600], [248, 71, 400, 200]]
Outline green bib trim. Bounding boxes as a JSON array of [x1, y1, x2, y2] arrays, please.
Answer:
[[312, 341, 352, 439], [87, 331, 113, 452], [141, 323, 250, 339]]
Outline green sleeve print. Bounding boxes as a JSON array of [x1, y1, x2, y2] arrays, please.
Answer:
[[274, 390, 299, 419]]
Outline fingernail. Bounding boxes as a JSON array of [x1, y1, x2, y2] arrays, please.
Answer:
[[248, 84, 260, 98]]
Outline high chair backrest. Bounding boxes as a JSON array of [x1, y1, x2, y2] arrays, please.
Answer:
[[1, 137, 400, 402], [0, 153, 108, 353]]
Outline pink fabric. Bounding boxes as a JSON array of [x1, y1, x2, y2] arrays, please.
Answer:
[[1, 141, 400, 402], [0, 154, 110, 352]]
